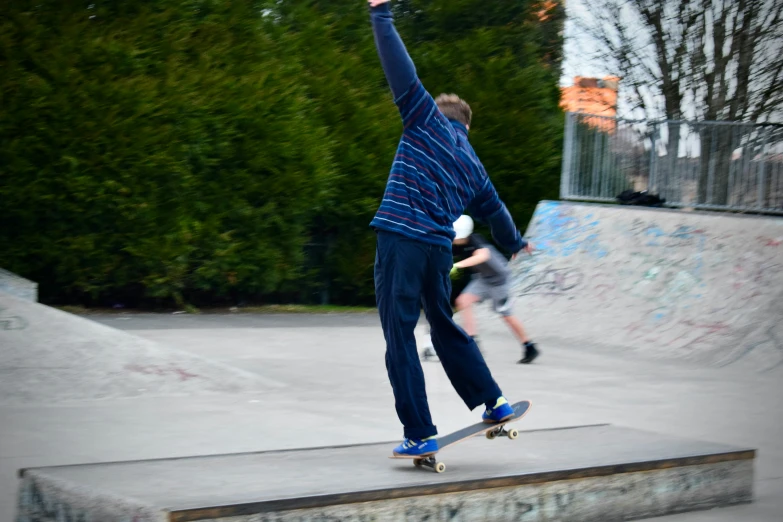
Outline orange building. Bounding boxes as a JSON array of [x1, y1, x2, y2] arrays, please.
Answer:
[[535, 0, 559, 21], [560, 76, 619, 116]]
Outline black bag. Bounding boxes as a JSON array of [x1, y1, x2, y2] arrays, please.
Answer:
[[616, 190, 666, 207]]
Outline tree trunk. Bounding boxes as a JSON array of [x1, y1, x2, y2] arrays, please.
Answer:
[[660, 122, 682, 202], [697, 126, 735, 205]]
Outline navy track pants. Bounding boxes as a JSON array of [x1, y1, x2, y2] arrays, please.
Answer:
[[374, 230, 503, 439]]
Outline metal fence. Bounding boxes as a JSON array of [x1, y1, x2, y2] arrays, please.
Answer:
[[561, 112, 783, 214]]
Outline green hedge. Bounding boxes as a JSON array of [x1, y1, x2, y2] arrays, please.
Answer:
[[0, 0, 564, 307]]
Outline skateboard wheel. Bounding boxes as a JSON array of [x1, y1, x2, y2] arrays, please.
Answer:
[[508, 428, 519, 440], [435, 462, 446, 473], [413, 459, 423, 468], [486, 430, 497, 440]]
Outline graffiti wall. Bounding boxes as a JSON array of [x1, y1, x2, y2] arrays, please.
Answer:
[[502, 201, 783, 368]]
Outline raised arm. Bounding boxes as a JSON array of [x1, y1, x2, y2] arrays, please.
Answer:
[[369, 0, 417, 99], [468, 179, 527, 254]]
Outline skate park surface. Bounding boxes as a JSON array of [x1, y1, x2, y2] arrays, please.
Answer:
[[2, 201, 783, 521]]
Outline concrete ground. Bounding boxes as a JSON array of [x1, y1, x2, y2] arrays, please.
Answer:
[[2, 312, 781, 521]]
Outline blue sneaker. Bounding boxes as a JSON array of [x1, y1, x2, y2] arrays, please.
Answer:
[[393, 437, 438, 456], [482, 397, 515, 423]]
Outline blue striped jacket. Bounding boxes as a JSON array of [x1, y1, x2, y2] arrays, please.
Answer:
[[370, 79, 525, 251]]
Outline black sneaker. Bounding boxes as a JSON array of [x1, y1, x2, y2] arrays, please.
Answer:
[[518, 342, 539, 364], [420, 347, 437, 361]]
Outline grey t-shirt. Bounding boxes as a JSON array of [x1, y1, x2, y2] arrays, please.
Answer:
[[453, 234, 510, 284]]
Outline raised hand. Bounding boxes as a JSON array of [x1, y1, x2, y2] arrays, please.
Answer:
[[511, 243, 533, 261]]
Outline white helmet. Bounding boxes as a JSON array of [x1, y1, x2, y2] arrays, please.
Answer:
[[453, 215, 474, 240]]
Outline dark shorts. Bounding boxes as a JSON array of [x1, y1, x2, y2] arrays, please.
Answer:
[[462, 278, 513, 316]]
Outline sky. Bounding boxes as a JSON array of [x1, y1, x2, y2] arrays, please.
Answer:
[[560, 0, 610, 87]]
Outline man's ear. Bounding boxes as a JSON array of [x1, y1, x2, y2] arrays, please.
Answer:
[[466, 124, 470, 130]]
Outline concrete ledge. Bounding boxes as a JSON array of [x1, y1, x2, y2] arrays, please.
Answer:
[[16, 425, 755, 522], [190, 460, 753, 522]]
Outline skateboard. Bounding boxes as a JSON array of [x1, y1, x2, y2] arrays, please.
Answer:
[[389, 400, 532, 473]]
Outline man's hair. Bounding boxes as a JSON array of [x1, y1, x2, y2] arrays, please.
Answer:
[[435, 94, 472, 127]]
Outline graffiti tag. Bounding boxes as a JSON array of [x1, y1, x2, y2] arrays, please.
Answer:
[[517, 267, 584, 297]]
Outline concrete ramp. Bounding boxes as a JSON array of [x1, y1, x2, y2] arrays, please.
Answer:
[[0, 292, 279, 405], [0, 268, 37, 301], [16, 425, 754, 522], [504, 201, 783, 369]]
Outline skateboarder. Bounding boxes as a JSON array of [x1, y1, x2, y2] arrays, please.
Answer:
[[450, 215, 540, 364], [368, 0, 530, 457]]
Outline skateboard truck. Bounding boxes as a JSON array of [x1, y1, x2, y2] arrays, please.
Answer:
[[413, 456, 446, 473], [486, 425, 519, 440]]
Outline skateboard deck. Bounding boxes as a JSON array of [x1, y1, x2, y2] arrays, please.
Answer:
[[389, 400, 532, 473]]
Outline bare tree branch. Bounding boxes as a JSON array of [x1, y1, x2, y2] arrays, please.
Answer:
[[577, 0, 782, 123]]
